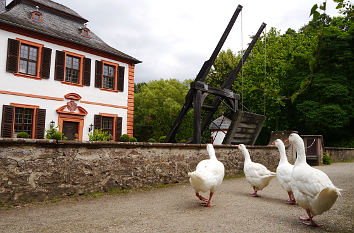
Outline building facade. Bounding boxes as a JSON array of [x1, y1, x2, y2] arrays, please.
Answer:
[[0, 0, 140, 141]]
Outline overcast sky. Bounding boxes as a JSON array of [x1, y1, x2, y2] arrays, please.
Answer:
[[54, 0, 341, 83]]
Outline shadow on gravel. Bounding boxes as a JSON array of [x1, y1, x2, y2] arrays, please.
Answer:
[[257, 195, 292, 206]]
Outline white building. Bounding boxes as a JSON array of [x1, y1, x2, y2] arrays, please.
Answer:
[[0, 0, 140, 141]]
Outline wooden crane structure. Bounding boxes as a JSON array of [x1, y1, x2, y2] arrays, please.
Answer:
[[165, 5, 266, 144]]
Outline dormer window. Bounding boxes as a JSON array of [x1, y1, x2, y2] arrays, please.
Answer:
[[81, 28, 90, 38], [31, 11, 42, 22]]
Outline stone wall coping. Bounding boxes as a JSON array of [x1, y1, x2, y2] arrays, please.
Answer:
[[0, 137, 277, 150], [325, 147, 354, 151]]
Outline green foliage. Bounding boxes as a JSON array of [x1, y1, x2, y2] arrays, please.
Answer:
[[130, 3, 353, 146], [118, 134, 137, 142], [148, 138, 157, 143], [134, 79, 194, 142], [134, 82, 147, 94], [119, 134, 131, 142], [203, 3, 353, 146], [158, 136, 166, 143], [88, 129, 111, 141], [45, 125, 67, 141], [16, 132, 30, 138], [323, 152, 331, 165]]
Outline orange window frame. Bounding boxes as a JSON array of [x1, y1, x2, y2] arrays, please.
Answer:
[[101, 60, 119, 92], [15, 38, 43, 80], [99, 113, 117, 140], [31, 12, 43, 23], [81, 28, 90, 38], [58, 114, 84, 141], [10, 103, 39, 139], [62, 50, 85, 87]]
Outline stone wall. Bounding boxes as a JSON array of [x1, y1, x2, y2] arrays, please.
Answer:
[[0, 138, 287, 204], [324, 147, 354, 162], [1, 138, 352, 205]]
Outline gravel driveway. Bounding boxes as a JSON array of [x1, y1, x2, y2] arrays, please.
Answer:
[[0, 162, 353, 233]]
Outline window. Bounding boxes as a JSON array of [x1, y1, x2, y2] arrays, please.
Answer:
[[19, 44, 38, 76], [32, 12, 42, 22], [102, 116, 114, 137], [81, 28, 90, 38], [55, 50, 91, 86], [95, 60, 125, 92], [94, 114, 122, 141], [103, 64, 115, 89], [14, 107, 34, 136], [6, 38, 51, 79], [1, 104, 46, 139], [65, 55, 80, 84]]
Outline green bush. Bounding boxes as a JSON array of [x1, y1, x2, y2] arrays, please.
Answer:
[[89, 129, 111, 141], [119, 134, 131, 142], [158, 136, 166, 143], [148, 138, 157, 143], [129, 137, 137, 142], [323, 152, 331, 165], [46, 125, 67, 141], [16, 132, 30, 138]]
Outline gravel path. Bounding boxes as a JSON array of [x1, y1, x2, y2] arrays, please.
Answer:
[[0, 162, 353, 233]]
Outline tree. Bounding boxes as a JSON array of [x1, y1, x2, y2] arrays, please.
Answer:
[[134, 79, 194, 142], [205, 2, 353, 146]]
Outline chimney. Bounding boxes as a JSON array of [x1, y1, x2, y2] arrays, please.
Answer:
[[0, 0, 6, 13]]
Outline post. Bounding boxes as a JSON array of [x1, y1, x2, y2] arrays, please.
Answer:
[[165, 5, 243, 143], [192, 90, 202, 144]]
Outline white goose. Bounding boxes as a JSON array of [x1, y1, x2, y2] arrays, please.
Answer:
[[273, 139, 296, 204], [237, 144, 276, 197], [188, 144, 225, 207], [286, 133, 341, 227]]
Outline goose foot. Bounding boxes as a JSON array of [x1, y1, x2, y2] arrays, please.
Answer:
[[196, 192, 208, 202], [286, 192, 296, 204], [302, 220, 323, 227], [300, 209, 322, 227], [201, 202, 215, 207], [299, 216, 311, 221], [250, 192, 260, 197], [250, 187, 260, 197], [285, 199, 296, 205], [201, 191, 214, 207]]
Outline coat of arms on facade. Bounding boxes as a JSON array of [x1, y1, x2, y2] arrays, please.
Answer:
[[67, 100, 77, 112]]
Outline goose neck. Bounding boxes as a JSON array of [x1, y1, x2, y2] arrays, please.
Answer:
[[278, 145, 288, 163], [294, 141, 307, 164]]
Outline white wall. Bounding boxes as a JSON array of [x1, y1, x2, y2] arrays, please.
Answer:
[[0, 30, 131, 141]]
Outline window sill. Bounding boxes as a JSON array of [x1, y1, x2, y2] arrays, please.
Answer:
[[100, 88, 119, 93], [14, 72, 41, 80], [61, 81, 84, 87]]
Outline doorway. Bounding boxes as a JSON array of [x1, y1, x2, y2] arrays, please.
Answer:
[[62, 121, 79, 140]]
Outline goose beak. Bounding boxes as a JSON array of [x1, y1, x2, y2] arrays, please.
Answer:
[[271, 141, 275, 145], [284, 138, 289, 143], [235, 145, 239, 149]]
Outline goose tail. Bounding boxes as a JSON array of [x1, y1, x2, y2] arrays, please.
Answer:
[[312, 186, 341, 216]]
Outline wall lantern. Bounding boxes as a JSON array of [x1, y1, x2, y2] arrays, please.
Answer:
[[50, 120, 55, 128], [89, 123, 93, 132]]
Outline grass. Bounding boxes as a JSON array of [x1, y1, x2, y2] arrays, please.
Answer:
[[50, 197, 62, 203], [109, 189, 131, 195], [332, 158, 354, 163]]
